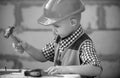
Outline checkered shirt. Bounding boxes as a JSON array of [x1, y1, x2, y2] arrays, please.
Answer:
[[42, 26, 102, 68]]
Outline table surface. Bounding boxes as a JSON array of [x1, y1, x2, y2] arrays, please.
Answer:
[[0, 69, 80, 78]]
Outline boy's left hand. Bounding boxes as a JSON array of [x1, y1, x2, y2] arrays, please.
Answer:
[[45, 66, 69, 75]]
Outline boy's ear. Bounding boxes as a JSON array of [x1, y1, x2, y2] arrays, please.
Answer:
[[70, 18, 77, 27]]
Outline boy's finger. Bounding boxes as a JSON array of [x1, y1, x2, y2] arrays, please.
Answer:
[[45, 66, 54, 72], [46, 66, 57, 75]]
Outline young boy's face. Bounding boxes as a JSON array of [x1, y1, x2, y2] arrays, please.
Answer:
[[52, 17, 76, 38]]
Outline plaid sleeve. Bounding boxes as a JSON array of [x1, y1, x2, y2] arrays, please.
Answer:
[[42, 42, 55, 62], [80, 39, 102, 69]]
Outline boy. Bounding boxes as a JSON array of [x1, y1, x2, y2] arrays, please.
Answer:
[[12, 0, 102, 78]]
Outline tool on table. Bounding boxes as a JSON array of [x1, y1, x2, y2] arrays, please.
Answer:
[[24, 69, 48, 77], [0, 68, 21, 75]]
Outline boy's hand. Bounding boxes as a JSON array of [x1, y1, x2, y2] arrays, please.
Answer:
[[12, 42, 25, 53], [45, 66, 69, 75], [12, 36, 27, 53]]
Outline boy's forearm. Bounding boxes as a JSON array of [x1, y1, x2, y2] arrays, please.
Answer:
[[65, 64, 102, 76], [25, 43, 47, 62]]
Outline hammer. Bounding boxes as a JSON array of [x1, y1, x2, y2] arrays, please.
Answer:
[[4, 26, 25, 52], [4, 26, 15, 38]]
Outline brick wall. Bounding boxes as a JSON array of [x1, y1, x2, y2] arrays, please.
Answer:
[[0, 0, 120, 78]]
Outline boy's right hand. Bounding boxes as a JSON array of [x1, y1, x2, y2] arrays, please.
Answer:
[[12, 42, 24, 53], [12, 36, 27, 53]]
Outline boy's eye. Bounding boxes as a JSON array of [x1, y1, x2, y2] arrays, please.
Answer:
[[53, 24, 60, 28]]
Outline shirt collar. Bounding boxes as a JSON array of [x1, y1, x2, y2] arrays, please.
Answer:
[[55, 25, 84, 51]]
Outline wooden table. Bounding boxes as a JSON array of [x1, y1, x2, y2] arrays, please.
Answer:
[[0, 69, 80, 78]]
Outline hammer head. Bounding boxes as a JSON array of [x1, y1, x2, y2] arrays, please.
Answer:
[[4, 26, 15, 38]]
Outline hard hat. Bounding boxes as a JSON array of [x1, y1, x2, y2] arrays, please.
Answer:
[[38, 0, 85, 26]]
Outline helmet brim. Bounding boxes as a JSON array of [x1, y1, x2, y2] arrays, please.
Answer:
[[38, 15, 57, 26]]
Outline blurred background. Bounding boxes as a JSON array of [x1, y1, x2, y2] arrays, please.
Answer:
[[0, 0, 120, 78]]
